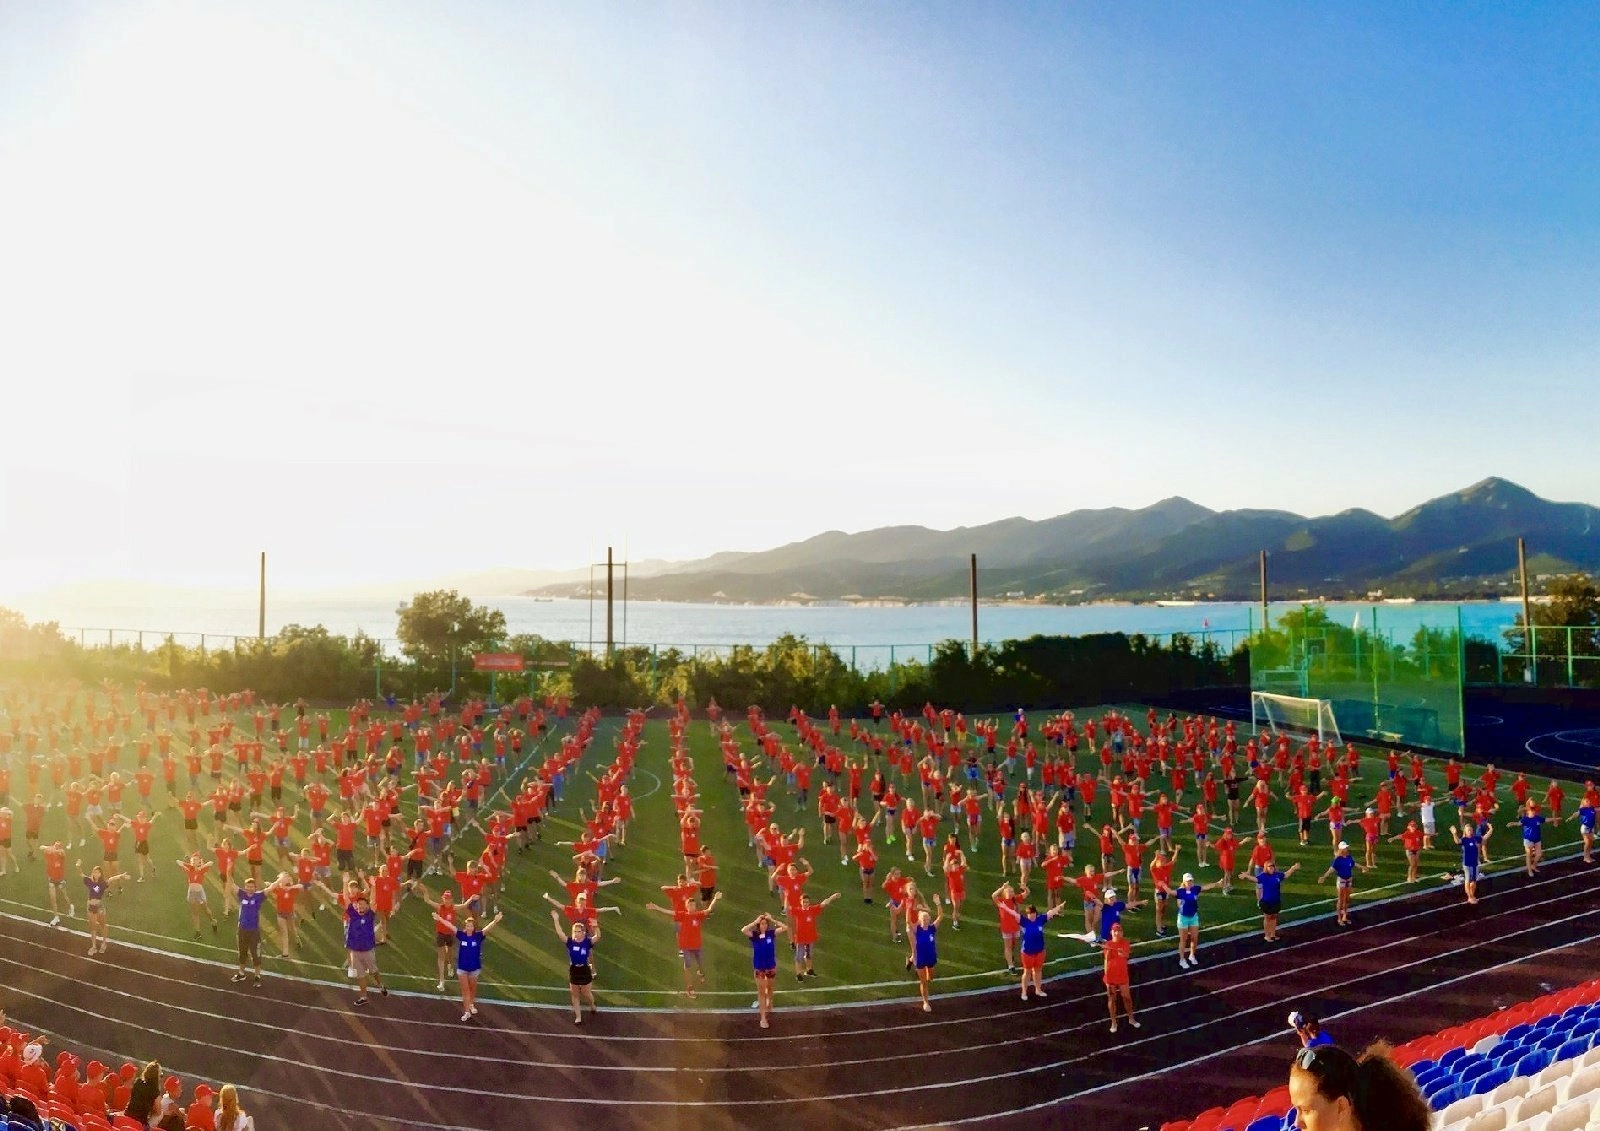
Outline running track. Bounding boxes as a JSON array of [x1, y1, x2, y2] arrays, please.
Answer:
[[4, 855, 1599, 1130]]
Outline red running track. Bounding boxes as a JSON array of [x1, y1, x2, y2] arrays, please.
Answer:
[[3, 857, 1598, 1130]]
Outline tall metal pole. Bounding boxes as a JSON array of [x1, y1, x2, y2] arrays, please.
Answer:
[[606, 546, 615, 660], [1518, 536, 1534, 683], [969, 553, 979, 658], [258, 552, 266, 641], [1259, 550, 1269, 634]]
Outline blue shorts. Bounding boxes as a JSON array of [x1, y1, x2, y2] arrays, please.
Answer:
[[1128, 867, 1141, 884], [1177, 912, 1199, 930], [1464, 864, 1479, 883]]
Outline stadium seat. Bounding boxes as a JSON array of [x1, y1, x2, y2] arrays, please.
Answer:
[[1427, 1082, 1460, 1110], [1254, 1086, 1292, 1118], [1440, 1092, 1485, 1124], [1522, 1051, 1558, 1078], [1244, 1118, 1278, 1131], [1442, 1046, 1472, 1070], [1159, 1122, 1190, 1131], [1521, 1086, 1562, 1123], [1562, 1064, 1600, 1103], [1490, 1074, 1533, 1107], [113, 1117, 146, 1131], [1539, 1059, 1580, 1091], [1561, 1040, 1594, 1064], [1460, 1058, 1494, 1085], [1188, 1108, 1226, 1131], [1547, 1098, 1593, 1131], [1219, 1099, 1258, 1129], [1474, 1067, 1515, 1096], [1475, 1034, 1504, 1056], [1463, 1105, 1509, 1131]]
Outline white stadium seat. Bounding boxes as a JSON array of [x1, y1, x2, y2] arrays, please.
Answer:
[[1546, 1098, 1593, 1131], [1463, 1105, 1508, 1131], [1541, 1059, 1581, 1092], [1521, 1086, 1562, 1123], [1564, 1064, 1600, 1105], [1440, 1093, 1485, 1125], [1491, 1076, 1533, 1107]]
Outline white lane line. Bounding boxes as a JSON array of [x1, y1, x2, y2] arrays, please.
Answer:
[[8, 894, 1596, 1101]]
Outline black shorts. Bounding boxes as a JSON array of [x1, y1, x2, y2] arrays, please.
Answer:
[[185, 819, 198, 831], [337, 849, 354, 871], [406, 859, 424, 880], [436, 933, 455, 950], [1299, 818, 1311, 834], [699, 886, 716, 903], [1259, 899, 1281, 916], [569, 964, 594, 987], [135, 841, 150, 856], [239, 928, 261, 965]]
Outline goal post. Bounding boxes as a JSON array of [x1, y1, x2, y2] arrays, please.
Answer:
[[1251, 691, 1343, 749]]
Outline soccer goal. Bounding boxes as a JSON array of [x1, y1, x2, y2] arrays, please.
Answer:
[[1251, 691, 1343, 748]]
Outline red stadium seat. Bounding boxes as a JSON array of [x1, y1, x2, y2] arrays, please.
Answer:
[[1219, 1098, 1258, 1129], [1158, 1122, 1190, 1131], [1189, 1107, 1227, 1131], [1254, 1086, 1292, 1117]]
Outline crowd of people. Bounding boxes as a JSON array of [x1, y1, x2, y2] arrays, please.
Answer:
[[0, 680, 1594, 1043]]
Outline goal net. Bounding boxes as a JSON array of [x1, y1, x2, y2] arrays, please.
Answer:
[[1251, 692, 1343, 748]]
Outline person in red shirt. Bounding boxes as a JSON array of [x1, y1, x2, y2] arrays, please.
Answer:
[[881, 867, 911, 941], [268, 870, 305, 956], [1102, 921, 1139, 1033], [786, 891, 841, 979], [645, 891, 724, 997], [1357, 807, 1382, 871], [942, 846, 969, 928], [43, 840, 71, 926], [991, 881, 1026, 974], [1388, 820, 1425, 883], [175, 852, 220, 937]]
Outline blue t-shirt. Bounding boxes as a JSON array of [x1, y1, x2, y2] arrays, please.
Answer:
[[1175, 886, 1202, 918], [1019, 913, 1049, 956], [236, 890, 265, 931], [84, 877, 108, 901], [1520, 814, 1545, 843], [1330, 855, 1356, 882], [1306, 1030, 1335, 1048], [456, 930, 485, 973], [1581, 805, 1596, 829], [1256, 871, 1285, 903], [566, 936, 594, 967], [344, 905, 377, 952], [749, 927, 777, 971], [914, 923, 938, 968], [1097, 900, 1126, 941], [1459, 833, 1481, 866]]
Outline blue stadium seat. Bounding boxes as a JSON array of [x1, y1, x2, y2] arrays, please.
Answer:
[[1422, 1074, 1456, 1099], [1574, 1018, 1600, 1041], [1457, 1057, 1492, 1084], [1515, 1049, 1553, 1078], [1426, 1083, 1459, 1111], [1494, 1043, 1529, 1067], [1505, 1023, 1536, 1044], [1440, 1046, 1471, 1069], [1556, 1037, 1590, 1063], [1473, 1065, 1514, 1095]]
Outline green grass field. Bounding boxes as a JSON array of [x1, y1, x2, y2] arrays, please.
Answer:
[[0, 698, 1587, 1010]]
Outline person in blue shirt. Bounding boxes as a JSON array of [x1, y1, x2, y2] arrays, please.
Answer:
[[1242, 858, 1302, 942], [230, 874, 293, 986], [436, 909, 504, 1022], [1017, 900, 1066, 1002], [341, 890, 388, 1006], [1579, 783, 1597, 864], [1173, 872, 1225, 970], [742, 911, 787, 1029], [552, 910, 600, 1024], [1096, 887, 1146, 944], [1519, 800, 1549, 878], [1450, 820, 1488, 905], [910, 898, 945, 1013], [1317, 843, 1359, 928], [1291, 1010, 1335, 1049]]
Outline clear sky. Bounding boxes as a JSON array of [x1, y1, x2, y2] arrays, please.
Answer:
[[2, 2, 1597, 597]]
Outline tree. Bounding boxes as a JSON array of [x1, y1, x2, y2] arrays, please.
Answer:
[[395, 591, 507, 667]]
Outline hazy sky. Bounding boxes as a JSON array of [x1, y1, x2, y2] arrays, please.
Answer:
[[2, 2, 1597, 597]]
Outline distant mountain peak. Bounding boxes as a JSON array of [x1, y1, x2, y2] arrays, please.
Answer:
[[1458, 477, 1537, 503]]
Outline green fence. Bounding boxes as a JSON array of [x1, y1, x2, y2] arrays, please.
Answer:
[[1250, 606, 1467, 755]]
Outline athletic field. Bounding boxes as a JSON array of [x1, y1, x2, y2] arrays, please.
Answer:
[[0, 695, 1589, 1011]]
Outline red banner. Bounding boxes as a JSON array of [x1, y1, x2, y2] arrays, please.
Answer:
[[472, 653, 526, 672]]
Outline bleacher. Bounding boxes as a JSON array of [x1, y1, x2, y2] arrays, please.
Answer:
[[0, 1020, 229, 1131], [1159, 980, 1600, 1131]]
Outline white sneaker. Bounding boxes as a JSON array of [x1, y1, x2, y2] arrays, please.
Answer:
[[461, 1012, 472, 1022], [1178, 957, 1189, 969], [437, 980, 445, 991], [49, 916, 60, 927], [1188, 955, 1199, 968], [68, 904, 75, 918]]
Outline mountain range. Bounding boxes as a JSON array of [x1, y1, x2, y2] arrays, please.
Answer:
[[528, 478, 1600, 604]]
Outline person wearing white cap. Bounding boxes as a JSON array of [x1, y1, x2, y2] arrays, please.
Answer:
[[1318, 842, 1358, 927], [1173, 871, 1225, 970]]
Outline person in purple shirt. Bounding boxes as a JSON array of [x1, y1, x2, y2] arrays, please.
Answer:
[[342, 890, 388, 1006], [231, 874, 292, 986]]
